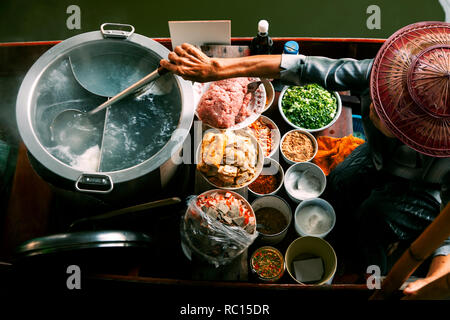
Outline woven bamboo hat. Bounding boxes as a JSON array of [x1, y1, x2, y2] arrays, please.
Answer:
[[370, 21, 450, 157]]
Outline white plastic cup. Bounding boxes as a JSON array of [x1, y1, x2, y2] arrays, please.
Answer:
[[283, 162, 326, 203], [294, 198, 336, 238]]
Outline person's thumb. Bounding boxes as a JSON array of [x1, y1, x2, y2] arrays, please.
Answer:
[[160, 59, 178, 73], [403, 279, 427, 295]]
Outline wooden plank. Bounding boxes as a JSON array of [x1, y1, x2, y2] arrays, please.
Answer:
[[90, 273, 369, 291], [319, 105, 353, 138], [318, 91, 354, 138]]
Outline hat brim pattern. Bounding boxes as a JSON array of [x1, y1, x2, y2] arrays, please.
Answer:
[[370, 21, 450, 158]]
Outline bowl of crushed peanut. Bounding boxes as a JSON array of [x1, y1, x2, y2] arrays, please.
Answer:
[[280, 129, 318, 165]]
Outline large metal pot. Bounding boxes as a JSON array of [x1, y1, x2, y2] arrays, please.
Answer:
[[16, 23, 194, 202]]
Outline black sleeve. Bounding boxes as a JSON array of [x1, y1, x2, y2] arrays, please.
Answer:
[[279, 54, 373, 93]]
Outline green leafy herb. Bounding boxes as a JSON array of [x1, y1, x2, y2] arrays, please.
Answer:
[[281, 84, 337, 129]]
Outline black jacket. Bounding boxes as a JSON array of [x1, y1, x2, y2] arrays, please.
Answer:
[[279, 54, 449, 195]]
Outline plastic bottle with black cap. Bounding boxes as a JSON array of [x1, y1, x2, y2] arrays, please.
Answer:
[[250, 20, 273, 55]]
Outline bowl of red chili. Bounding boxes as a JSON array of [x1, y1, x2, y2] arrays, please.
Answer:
[[251, 195, 292, 245], [250, 246, 285, 282], [248, 158, 284, 197]]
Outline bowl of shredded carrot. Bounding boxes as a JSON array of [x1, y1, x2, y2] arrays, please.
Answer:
[[248, 158, 284, 197], [246, 115, 280, 159]]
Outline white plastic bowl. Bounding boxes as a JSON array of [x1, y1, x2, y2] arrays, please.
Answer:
[[280, 129, 318, 165], [278, 85, 342, 132], [284, 162, 326, 203], [193, 77, 267, 130], [294, 198, 336, 238]]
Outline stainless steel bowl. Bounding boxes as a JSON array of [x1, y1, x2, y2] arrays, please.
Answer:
[[278, 85, 342, 132]]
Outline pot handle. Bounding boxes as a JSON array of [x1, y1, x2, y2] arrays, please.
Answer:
[[75, 173, 114, 194], [100, 23, 135, 39]]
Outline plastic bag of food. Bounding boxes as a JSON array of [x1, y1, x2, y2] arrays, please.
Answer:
[[180, 190, 258, 267]]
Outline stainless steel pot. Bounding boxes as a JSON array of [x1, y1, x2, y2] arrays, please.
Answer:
[[16, 23, 194, 197]]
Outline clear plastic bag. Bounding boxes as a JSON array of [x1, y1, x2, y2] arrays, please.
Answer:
[[180, 193, 258, 267]]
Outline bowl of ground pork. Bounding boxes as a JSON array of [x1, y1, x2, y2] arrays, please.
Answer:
[[193, 77, 266, 130]]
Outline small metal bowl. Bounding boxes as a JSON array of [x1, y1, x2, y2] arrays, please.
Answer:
[[248, 158, 284, 197], [280, 129, 318, 165], [262, 79, 275, 112], [284, 162, 326, 203], [278, 85, 342, 132], [294, 198, 336, 238], [251, 195, 292, 245]]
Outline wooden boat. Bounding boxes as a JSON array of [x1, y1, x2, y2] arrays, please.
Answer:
[[0, 37, 385, 300]]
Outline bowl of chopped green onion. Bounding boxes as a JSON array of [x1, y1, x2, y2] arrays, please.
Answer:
[[278, 84, 341, 132]]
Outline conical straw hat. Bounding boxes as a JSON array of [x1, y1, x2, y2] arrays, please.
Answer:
[[370, 21, 450, 157]]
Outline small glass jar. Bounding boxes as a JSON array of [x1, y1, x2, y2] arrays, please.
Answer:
[[250, 246, 285, 282]]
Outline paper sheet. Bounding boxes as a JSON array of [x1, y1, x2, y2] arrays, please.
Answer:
[[168, 20, 231, 49]]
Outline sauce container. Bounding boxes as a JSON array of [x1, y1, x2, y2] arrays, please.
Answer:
[[280, 129, 318, 165], [284, 162, 326, 203], [251, 195, 292, 245], [250, 246, 285, 282], [248, 158, 284, 197], [294, 198, 336, 238]]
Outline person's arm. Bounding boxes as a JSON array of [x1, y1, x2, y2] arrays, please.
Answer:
[[280, 54, 373, 93], [403, 177, 450, 298], [402, 256, 450, 300], [160, 43, 374, 93], [402, 273, 450, 300], [402, 254, 450, 298], [160, 43, 282, 82]]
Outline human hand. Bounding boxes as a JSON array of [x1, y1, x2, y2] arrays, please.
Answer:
[[402, 255, 450, 300], [403, 278, 433, 296], [402, 274, 450, 300], [160, 43, 221, 82]]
